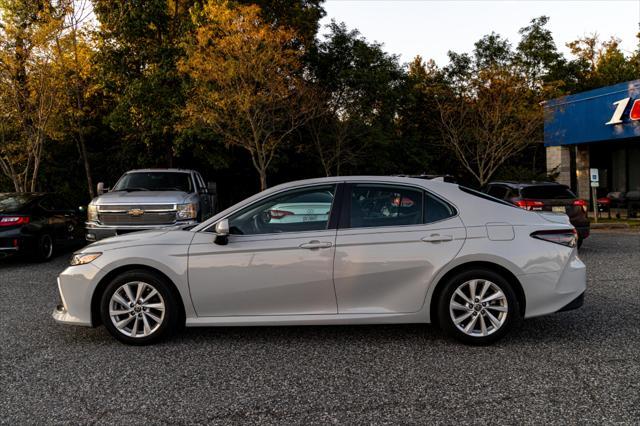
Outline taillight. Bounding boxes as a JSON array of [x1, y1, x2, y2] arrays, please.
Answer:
[[269, 209, 294, 219], [0, 216, 30, 227], [573, 199, 588, 213], [531, 229, 577, 248], [515, 199, 544, 210]]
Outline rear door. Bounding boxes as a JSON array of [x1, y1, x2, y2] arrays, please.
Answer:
[[333, 183, 466, 314]]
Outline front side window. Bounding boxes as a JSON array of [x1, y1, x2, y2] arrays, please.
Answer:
[[349, 185, 423, 228], [227, 185, 336, 235]]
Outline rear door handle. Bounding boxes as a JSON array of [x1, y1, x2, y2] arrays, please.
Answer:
[[421, 234, 453, 243], [299, 240, 333, 249]]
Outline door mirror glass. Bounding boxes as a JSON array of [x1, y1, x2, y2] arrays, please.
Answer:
[[97, 182, 107, 195], [214, 219, 230, 245]]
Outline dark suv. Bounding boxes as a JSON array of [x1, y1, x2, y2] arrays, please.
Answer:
[[484, 181, 590, 247]]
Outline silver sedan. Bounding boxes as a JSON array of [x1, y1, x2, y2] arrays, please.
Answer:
[[53, 176, 586, 345]]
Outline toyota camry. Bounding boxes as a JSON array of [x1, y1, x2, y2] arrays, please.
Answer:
[[53, 176, 586, 345]]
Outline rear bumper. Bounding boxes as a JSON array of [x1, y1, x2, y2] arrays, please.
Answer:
[[520, 249, 587, 319], [558, 292, 584, 312], [0, 227, 38, 255], [574, 225, 590, 240]]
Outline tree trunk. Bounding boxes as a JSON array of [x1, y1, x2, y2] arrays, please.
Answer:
[[259, 168, 267, 191], [78, 131, 95, 198]]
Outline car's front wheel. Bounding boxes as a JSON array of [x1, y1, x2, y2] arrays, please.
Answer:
[[100, 270, 179, 345], [437, 269, 520, 345]]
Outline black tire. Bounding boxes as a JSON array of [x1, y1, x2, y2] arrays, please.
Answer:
[[577, 237, 583, 249], [437, 268, 520, 345], [100, 270, 179, 345], [32, 233, 54, 262]]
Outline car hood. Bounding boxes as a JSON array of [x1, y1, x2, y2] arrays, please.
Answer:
[[93, 191, 190, 205], [83, 227, 194, 252]]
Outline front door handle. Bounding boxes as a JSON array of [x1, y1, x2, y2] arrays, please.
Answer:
[[299, 240, 333, 250], [421, 234, 453, 243]]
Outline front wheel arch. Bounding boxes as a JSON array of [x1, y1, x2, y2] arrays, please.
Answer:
[[429, 261, 526, 325], [91, 265, 186, 328]]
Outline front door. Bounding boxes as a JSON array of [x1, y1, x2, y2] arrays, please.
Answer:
[[333, 183, 466, 314], [188, 184, 339, 317]]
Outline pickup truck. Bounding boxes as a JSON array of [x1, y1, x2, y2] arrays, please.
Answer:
[[85, 169, 215, 241]]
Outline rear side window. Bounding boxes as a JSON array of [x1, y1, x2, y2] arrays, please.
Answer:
[[349, 185, 423, 228], [520, 185, 576, 199], [424, 192, 456, 223]]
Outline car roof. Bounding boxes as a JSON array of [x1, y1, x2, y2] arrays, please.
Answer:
[[126, 169, 195, 173], [489, 181, 566, 188]]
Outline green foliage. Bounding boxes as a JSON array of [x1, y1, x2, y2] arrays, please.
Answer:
[[307, 21, 404, 176]]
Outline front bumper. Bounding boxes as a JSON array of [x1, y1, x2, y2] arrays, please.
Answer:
[[52, 264, 102, 327], [85, 221, 196, 241]]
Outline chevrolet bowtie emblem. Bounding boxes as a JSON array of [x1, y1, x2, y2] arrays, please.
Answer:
[[128, 209, 145, 217]]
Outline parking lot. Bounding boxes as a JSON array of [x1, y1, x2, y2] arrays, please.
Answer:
[[1, 230, 638, 424]]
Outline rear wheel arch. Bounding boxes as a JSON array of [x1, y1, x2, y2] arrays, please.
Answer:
[[429, 261, 526, 325], [91, 265, 186, 328]]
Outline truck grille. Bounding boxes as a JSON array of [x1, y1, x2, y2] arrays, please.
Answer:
[[98, 205, 176, 226]]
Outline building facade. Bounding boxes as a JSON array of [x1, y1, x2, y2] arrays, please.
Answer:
[[544, 79, 640, 200]]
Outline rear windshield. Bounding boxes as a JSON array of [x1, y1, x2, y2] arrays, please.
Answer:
[[458, 186, 516, 207], [113, 172, 193, 193], [520, 185, 575, 200], [0, 194, 37, 213]]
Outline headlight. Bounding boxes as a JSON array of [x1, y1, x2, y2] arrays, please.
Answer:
[[87, 204, 98, 222], [70, 252, 102, 266], [176, 203, 197, 220]]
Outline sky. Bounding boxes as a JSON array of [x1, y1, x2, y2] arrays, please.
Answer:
[[321, 0, 640, 66]]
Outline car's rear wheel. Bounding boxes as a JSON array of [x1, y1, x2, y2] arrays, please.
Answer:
[[100, 270, 179, 345], [437, 269, 519, 345], [33, 233, 54, 262]]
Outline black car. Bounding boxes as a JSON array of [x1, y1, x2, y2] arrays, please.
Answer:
[[0, 193, 86, 261], [484, 181, 590, 247]]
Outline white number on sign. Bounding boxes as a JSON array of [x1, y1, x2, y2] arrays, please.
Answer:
[[605, 97, 631, 125]]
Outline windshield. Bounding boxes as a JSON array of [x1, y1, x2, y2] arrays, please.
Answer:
[[0, 194, 38, 213], [113, 172, 193, 193]]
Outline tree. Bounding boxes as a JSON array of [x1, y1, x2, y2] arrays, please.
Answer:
[[179, 1, 316, 190], [93, 0, 195, 166], [567, 34, 638, 90], [52, 0, 96, 198], [236, 0, 325, 48], [437, 67, 542, 187], [307, 21, 404, 176], [0, 0, 62, 192]]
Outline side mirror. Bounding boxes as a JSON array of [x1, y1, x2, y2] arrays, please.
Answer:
[[214, 219, 229, 245], [97, 182, 107, 195]]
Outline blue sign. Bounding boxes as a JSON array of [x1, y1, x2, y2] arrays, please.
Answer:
[[544, 79, 640, 146]]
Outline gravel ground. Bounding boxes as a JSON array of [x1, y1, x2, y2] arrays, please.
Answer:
[[1, 230, 639, 425]]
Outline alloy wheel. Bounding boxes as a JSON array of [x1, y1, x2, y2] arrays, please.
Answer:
[[109, 281, 165, 338], [41, 234, 53, 259], [449, 279, 508, 337]]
